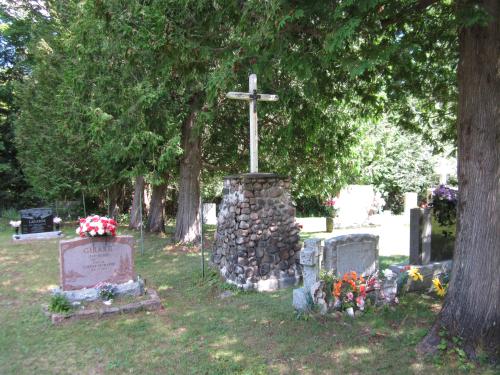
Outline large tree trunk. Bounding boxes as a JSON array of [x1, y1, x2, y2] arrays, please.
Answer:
[[108, 183, 122, 218], [419, 0, 499, 360], [146, 183, 167, 233], [129, 175, 144, 230], [175, 95, 202, 244]]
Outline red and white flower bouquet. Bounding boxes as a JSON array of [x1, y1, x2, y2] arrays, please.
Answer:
[[76, 215, 117, 237]]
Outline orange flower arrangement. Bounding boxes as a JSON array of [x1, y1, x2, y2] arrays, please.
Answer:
[[334, 281, 342, 297], [331, 271, 374, 311]]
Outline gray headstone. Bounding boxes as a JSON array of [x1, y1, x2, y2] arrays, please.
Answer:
[[299, 246, 317, 266], [409, 208, 432, 265], [292, 288, 309, 311], [300, 243, 320, 290], [323, 234, 379, 276], [409, 208, 422, 264]]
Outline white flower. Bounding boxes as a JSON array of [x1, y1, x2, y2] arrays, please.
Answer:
[[76, 227, 81, 235], [53, 217, 62, 224], [9, 220, 21, 228], [89, 229, 96, 236], [97, 228, 105, 235], [383, 269, 395, 280]]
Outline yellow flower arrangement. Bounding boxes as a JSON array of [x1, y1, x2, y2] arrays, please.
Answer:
[[432, 277, 447, 297], [407, 267, 423, 282]]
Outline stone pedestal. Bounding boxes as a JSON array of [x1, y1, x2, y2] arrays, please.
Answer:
[[211, 173, 302, 291]]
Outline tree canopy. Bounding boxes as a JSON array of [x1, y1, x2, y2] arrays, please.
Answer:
[[8, 0, 458, 206]]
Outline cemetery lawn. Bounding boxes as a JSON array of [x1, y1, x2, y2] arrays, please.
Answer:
[[0, 222, 496, 375]]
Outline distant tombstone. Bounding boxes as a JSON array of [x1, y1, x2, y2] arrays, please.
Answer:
[[335, 185, 374, 227], [59, 236, 136, 291], [202, 203, 217, 225], [404, 192, 418, 218], [20, 208, 54, 234], [323, 234, 379, 276], [409, 208, 432, 265]]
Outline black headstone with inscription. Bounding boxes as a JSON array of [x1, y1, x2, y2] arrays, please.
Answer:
[[20, 208, 54, 234]]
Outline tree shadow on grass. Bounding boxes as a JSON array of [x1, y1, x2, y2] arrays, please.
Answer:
[[1, 230, 493, 374]]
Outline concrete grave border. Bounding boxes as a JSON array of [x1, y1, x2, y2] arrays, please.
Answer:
[[43, 289, 161, 325]]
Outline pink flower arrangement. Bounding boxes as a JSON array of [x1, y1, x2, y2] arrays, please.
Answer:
[[76, 215, 117, 237], [324, 198, 338, 217]]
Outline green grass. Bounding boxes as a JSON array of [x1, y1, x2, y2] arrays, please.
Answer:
[[0, 218, 496, 374]]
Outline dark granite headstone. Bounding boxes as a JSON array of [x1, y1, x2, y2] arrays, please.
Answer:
[[409, 208, 432, 265], [20, 208, 54, 234]]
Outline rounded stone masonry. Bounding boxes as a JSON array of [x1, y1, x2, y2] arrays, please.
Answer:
[[211, 173, 302, 291]]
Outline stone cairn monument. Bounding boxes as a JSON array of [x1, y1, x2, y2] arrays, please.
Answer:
[[211, 74, 302, 291]]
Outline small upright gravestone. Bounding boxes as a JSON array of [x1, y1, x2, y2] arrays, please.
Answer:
[[13, 208, 63, 241], [293, 234, 379, 313], [47, 234, 161, 324], [60, 236, 135, 291], [292, 239, 321, 312], [323, 234, 379, 276], [21, 208, 54, 233], [409, 208, 432, 265], [400, 207, 453, 292], [55, 235, 143, 301]]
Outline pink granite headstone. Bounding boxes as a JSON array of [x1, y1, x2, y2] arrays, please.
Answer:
[[59, 236, 136, 291]]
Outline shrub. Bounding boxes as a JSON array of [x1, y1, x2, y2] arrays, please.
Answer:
[[49, 294, 72, 313], [354, 121, 438, 215], [295, 196, 330, 217], [431, 185, 457, 227]]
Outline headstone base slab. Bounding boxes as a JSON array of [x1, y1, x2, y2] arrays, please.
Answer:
[[51, 278, 145, 302], [224, 273, 301, 292], [389, 260, 453, 292], [12, 231, 63, 241]]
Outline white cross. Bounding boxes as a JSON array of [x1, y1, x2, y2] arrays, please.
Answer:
[[227, 74, 278, 173]]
